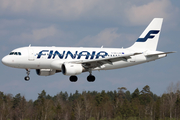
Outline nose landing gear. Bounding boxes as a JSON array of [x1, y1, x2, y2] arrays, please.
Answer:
[[24, 69, 30, 81], [24, 76, 30, 81]]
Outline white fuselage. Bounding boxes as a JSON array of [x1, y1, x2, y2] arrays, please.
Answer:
[[2, 46, 165, 72]]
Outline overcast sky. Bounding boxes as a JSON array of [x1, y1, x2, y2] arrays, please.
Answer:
[[0, 0, 179, 100]]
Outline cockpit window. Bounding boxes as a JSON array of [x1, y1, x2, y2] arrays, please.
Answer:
[[9, 52, 14, 55], [9, 52, 22, 56]]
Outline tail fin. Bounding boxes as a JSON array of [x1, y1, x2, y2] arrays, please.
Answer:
[[129, 18, 163, 51]]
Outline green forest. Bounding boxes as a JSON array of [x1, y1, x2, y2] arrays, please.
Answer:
[[0, 83, 180, 120]]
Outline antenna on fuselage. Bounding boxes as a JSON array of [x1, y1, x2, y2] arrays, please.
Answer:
[[101, 45, 103, 48], [29, 44, 31, 47]]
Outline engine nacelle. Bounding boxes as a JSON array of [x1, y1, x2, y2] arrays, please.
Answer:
[[61, 63, 83, 76], [36, 69, 56, 76]]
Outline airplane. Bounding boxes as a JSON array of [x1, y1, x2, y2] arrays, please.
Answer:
[[1, 18, 175, 82]]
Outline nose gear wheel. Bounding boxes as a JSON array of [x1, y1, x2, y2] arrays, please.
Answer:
[[24, 69, 30, 81]]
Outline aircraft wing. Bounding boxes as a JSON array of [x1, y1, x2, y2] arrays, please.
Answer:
[[69, 52, 142, 69], [67, 51, 175, 69]]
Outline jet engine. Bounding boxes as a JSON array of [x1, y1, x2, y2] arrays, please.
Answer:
[[61, 63, 83, 76], [36, 69, 56, 76]]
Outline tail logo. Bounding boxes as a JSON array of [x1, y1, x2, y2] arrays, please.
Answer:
[[137, 30, 160, 42]]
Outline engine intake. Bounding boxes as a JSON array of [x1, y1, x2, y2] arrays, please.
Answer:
[[61, 63, 83, 76]]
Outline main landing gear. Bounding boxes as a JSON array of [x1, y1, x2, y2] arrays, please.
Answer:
[[69, 75, 78, 82], [24, 69, 30, 81], [69, 70, 95, 82], [87, 69, 95, 82], [87, 74, 95, 82], [69, 74, 95, 82]]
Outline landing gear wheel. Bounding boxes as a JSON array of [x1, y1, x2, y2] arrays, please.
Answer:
[[24, 76, 30, 81], [69, 76, 78, 82], [24, 69, 30, 81], [87, 75, 95, 82]]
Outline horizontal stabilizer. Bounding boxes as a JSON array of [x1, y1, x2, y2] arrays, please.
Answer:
[[145, 51, 176, 57]]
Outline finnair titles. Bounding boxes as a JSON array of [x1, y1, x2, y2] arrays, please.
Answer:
[[2, 18, 175, 82], [37, 50, 110, 59]]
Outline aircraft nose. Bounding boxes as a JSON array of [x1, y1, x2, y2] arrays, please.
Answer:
[[2, 56, 11, 66]]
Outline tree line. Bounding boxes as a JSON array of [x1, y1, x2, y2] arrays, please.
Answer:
[[0, 82, 180, 120]]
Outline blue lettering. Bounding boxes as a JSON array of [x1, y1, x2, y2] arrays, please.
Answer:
[[37, 50, 110, 60], [37, 50, 49, 59], [65, 51, 78, 59], [136, 30, 160, 42], [96, 51, 108, 59], [90, 51, 96, 59], [48, 50, 53, 59], [53, 51, 65, 59], [77, 51, 90, 59]]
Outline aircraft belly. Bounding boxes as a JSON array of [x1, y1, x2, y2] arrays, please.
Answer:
[[50, 60, 64, 70], [18, 59, 51, 69], [102, 61, 137, 70]]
